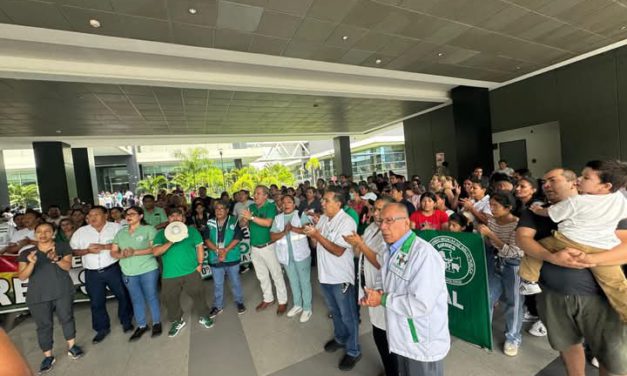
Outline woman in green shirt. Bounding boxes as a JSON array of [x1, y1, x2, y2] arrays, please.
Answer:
[[54, 218, 75, 243], [111, 206, 161, 341]]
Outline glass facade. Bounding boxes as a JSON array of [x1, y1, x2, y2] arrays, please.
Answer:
[[295, 144, 407, 182], [7, 169, 37, 186]]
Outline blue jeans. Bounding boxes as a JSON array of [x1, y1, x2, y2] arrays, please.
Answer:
[[320, 283, 360, 357], [123, 268, 161, 327], [212, 264, 244, 309], [84, 263, 133, 332], [284, 257, 312, 311], [488, 255, 524, 346]]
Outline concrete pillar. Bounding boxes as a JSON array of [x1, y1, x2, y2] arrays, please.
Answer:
[[333, 136, 352, 177], [32, 142, 77, 212], [127, 146, 141, 193], [451, 86, 494, 178], [0, 150, 9, 209], [71, 148, 98, 205]]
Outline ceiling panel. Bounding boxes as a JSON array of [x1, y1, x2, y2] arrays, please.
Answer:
[[0, 0, 626, 83], [0, 79, 434, 137]]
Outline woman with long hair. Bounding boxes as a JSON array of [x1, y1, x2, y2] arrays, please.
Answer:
[[111, 206, 161, 341], [55, 218, 76, 243]]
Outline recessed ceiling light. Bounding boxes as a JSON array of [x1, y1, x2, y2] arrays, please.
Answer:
[[341, 35, 349, 41], [89, 19, 101, 28], [437, 52, 443, 57], [515, 66, 521, 70], [188, 7, 198, 15], [55, 130, 62, 134], [375, 58, 382, 64], [621, 26, 627, 30]]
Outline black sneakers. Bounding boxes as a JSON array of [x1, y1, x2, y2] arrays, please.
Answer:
[[339, 353, 362, 371], [152, 323, 162, 337], [237, 303, 247, 314], [209, 307, 223, 319], [324, 339, 344, 353], [129, 326, 149, 342], [67, 345, 84, 360], [39, 356, 55, 374]]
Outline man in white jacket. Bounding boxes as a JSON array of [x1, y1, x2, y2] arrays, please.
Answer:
[[363, 203, 450, 376]]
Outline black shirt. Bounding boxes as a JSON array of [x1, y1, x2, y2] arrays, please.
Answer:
[[517, 207, 602, 296], [298, 198, 322, 215], [400, 199, 416, 216], [18, 242, 74, 304]]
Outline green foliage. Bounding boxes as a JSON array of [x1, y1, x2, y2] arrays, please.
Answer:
[[229, 164, 295, 193], [139, 147, 297, 196], [137, 175, 168, 195], [9, 183, 40, 208], [305, 157, 321, 182]]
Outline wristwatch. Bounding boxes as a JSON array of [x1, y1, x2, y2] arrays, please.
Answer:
[[250, 215, 256, 221]]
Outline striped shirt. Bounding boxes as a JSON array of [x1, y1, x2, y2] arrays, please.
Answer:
[[487, 217, 523, 259]]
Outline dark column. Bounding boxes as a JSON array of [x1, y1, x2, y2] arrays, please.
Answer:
[[127, 146, 140, 193], [71, 148, 98, 205], [333, 136, 352, 177], [234, 158, 243, 169], [32, 142, 77, 212], [0, 151, 9, 209], [451, 86, 494, 179]]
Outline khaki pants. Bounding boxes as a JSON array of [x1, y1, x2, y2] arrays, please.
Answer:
[[251, 243, 288, 304], [520, 231, 627, 322]]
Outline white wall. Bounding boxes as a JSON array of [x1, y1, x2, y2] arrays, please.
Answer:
[[492, 121, 562, 178]]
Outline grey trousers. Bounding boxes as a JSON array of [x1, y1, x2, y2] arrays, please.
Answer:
[[28, 293, 76, 352], [397, 354, 444, 376]]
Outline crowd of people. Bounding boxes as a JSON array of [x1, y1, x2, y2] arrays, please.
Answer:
[[1, 159, 627, 376]]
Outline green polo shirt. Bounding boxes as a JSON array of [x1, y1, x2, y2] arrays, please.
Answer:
[[113, 225, 158, 276], [153, 226, 203, 279], [249, 201, 277, 247], [143, 207, 167, 227]]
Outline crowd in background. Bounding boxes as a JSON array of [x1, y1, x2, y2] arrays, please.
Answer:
[[2, 158, 627, 375]]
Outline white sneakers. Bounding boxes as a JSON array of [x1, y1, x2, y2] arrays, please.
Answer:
[[299, 310, 312, 323], [287, 306, 303, 318], [520, 281, 542, 295], [528, 320, 548, 337], [503, 341, 519, 357], [286, 306, 312, 322]]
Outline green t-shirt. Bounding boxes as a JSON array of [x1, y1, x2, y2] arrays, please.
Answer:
[[153, 226, 203, 279], [249, 201, 277, 246], [343, 206, 359, 226], [144, 207, 167, 227], [113, 225, 158, 276]]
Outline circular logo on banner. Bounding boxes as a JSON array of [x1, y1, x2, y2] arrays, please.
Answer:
[[429, 235, 475, 286]]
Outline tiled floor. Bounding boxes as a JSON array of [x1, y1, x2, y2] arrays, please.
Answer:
[[5, 268, 583, 375]]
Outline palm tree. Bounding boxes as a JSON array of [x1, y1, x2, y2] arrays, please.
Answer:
[[305, 157, 321, 182], [9, 183, 40, 208], [137, 175, 168, 195]]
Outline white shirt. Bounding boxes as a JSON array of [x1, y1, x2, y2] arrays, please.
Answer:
[[359, 222, 386, 330], [473, 195, 492, 216], [70, 222, 121, 270], [549, 192, 627, 249], [316, 210, 356, 285], [9, 228, 35, 254], [233, 200, 254, 218], [46, 216, 66, 226]]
